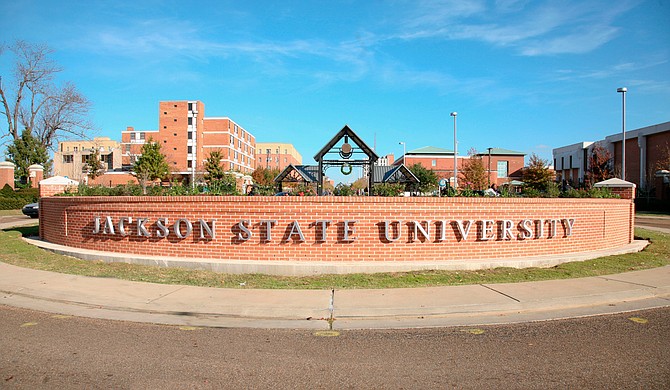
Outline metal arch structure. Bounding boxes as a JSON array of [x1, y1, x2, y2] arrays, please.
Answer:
[[273, 165, 319, 192], [313, 125, 379, 195]]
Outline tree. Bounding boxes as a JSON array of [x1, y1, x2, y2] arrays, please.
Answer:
[[408, 163, 437, 194], [0, 40, 93, 149], [251, 167, 279, 186], [5, 129, 51, 184], [133, 139, 169, 194], [85, 149, 105, 180], [523, 153, 555, 191], [351, 177, 368, 194], [586, 144, 614, 186], [204, 150, 226, 182], [460, 148, 487, 190]]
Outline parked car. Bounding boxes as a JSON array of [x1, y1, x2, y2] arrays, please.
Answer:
[[22, 202, 39, 218]]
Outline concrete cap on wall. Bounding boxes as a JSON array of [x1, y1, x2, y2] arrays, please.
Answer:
[[28, 164, 44, 172], [0, 161, 16, 169], [593, 178, 636, 188]]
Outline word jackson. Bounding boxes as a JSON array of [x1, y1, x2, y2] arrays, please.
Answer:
[[92, 216, 576, 243]]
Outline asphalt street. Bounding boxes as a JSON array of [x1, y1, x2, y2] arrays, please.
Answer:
[[1, 304, 668, 389]]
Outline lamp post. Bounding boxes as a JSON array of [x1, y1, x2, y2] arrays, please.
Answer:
[[487, 147, 492, 188], [450, 112, 458, 188], [399, 141, 406, 166], [617, 87, 627, 181]]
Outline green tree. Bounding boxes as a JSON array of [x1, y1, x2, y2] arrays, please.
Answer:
[[408, 163, 437, 194], [133, 138, 169, 194], [461, 148, 487, 190], [204, 150, 226, 182], [523, 153, 555, 192], [5, 129, 51, 184], [85, 149, 105, 180]]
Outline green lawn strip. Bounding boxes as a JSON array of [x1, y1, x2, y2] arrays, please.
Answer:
[[0, 226, 668, 289], [0, 209, 23, 216]]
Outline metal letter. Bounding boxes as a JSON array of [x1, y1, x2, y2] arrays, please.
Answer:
[[436, 220, 448, 241], [118, 216, 132, 236], [563, 218, 576, 237], [237, 220, 252, 241], [103, 216, 115, 235], [315, 220, 331, 242], [156, 218, 169, 238], [501, 219, 513, 240], [343, 220, 357, 242], [286, 221, 306, 242], [93, 216, 101, 234], [260, 220, 277, 241], [454, 220, 474, 241], [198, 219, 216, 240], [412, 220, 431, 241], [519, 219, 533, 239], [174, 219, 193, 239], [137, 218, 151, 237], [383, 220, 402, 242], [535, 219, 545, 239], [479, 220, 494, 241], [548, 219, 558, 238]]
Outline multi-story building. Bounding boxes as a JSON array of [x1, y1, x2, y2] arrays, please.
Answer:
[[394, 146, 525, 187], [255, 143, 302, 171], [475, 148, 526, 187], [553, 121, 670, 200], [122, 101, 256, 182], [54, 137, 123, 182]]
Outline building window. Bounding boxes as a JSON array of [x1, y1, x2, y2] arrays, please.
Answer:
[[188, 103, 193, 111], [497, 161, 508, 178], [188, 132, 192, 140], [187, 160, 192, 168], [188, 117, 193, 126], [140, 133, 145, 140], [188, 146, 192, 154], [82, 155, 87, 163], [432, 159, 436, 167], [569, 156, 573, 169], [74, 147, 78, 152], [63, 155, 73, 164]]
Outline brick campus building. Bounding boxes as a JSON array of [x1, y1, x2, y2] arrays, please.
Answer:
[[394, 146, 526, 187], [553, 121, 670, 201], [121, 101, 257, 182]]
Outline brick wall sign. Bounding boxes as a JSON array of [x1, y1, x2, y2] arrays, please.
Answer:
[[39, 196, 634, 265]]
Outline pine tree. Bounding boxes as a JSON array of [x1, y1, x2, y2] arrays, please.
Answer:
[[5, 129, 51, 184], [133, 139, 169, 194], [85, 149, 105, 180]]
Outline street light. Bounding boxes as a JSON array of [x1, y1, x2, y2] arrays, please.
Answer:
[[450, 112, 458, 188], [487, 147, 493, 188], [617, 87, 627, 181], [399, 141, 406, 166]]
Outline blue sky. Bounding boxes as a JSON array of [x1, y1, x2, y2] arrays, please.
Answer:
[[1, 0, 669, 183]]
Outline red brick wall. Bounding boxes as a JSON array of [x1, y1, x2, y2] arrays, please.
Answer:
[[0, 166, 14, 189], [39, 196, 634, 263]]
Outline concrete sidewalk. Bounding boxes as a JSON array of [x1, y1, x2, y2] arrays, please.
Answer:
[[1, 261, 669, 329]]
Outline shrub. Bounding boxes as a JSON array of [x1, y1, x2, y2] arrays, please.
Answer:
[[374, 183, 404, 197]]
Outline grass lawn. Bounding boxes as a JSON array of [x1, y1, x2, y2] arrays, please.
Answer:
[[0, 225, 668, 289], [0, 209, 23, 216]]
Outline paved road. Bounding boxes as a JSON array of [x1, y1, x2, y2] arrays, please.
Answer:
[[636, 215, 670, 233], [1, 304, 668, 389]]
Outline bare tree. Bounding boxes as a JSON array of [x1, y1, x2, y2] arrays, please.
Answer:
[[0, 40, 93, 149]]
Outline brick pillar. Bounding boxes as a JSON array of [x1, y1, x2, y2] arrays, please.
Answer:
[[594, 178, 636, 243], [0, 161, 15, 189], [28, 164, 44, 189]]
